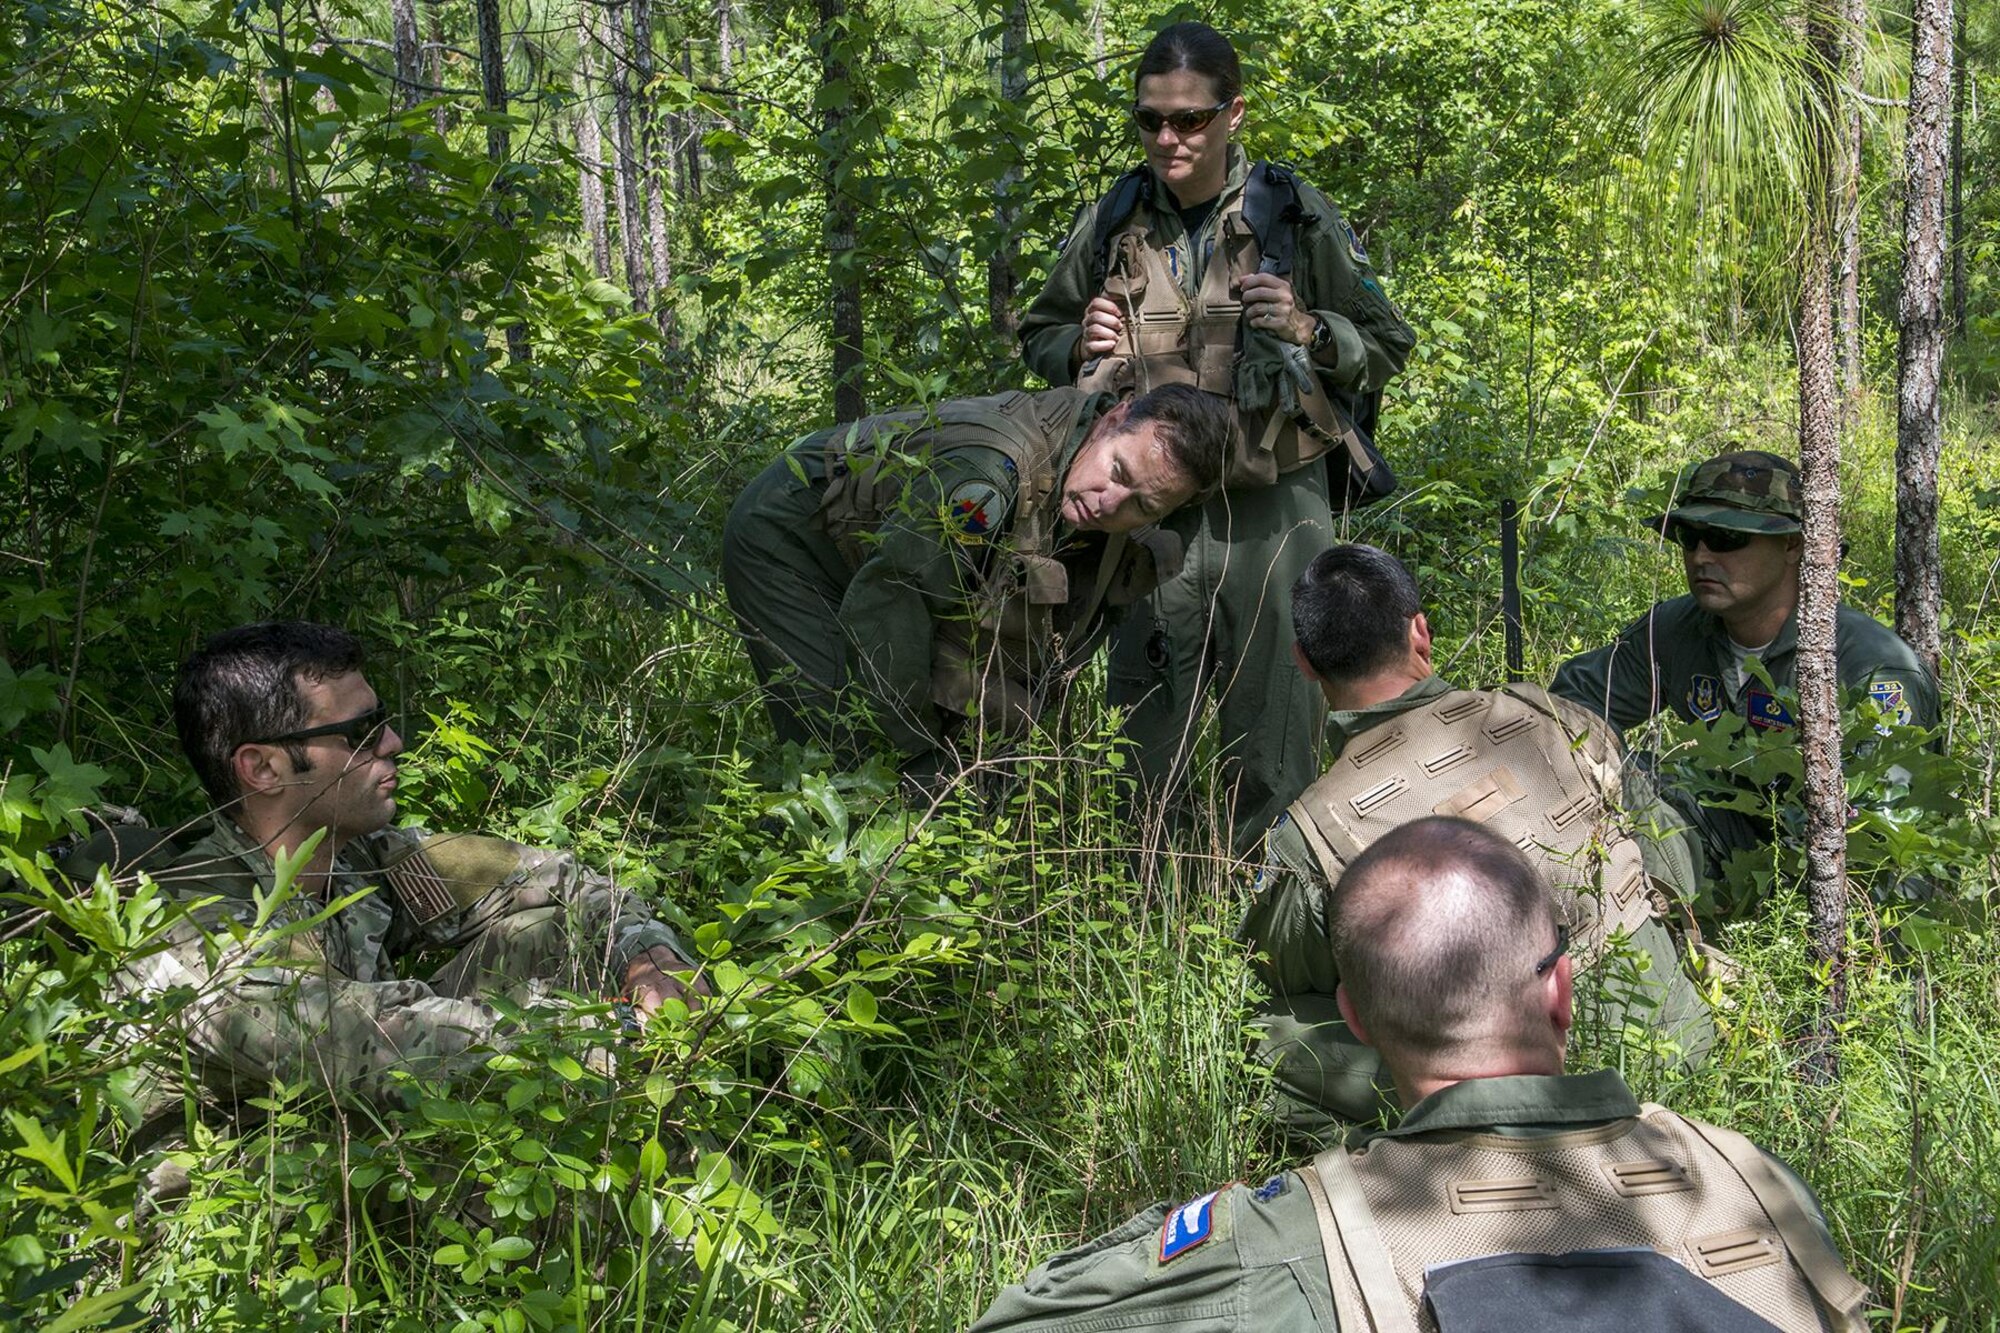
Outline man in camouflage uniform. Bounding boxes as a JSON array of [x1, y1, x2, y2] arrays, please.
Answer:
[[113, 621, 702, 1111], [971, 819, 1868, 1332], [1552, 450, 1939, 881], [722, 385, 1229, 783], [1240, 545, 1713, 1143]]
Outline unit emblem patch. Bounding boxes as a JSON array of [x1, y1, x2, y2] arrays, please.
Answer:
[[1158, 1191, 1220, 1263], [1342, 219, 1370, 266], [1746, 688, 1796, 731], [946, 481, 1003, 542], [1685, 674, 1724, 722], [1869, 679, 1913, 726]]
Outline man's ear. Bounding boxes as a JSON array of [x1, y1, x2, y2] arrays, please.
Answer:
[[1546, 955, 1574, 1041], [1292, 640, 1320, 685], [231, 743, 290, 800], [1336, 984, 1375, 1050], [1408, 612, 1433, 665]]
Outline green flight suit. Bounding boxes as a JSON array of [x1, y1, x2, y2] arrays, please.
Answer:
[[1238, 676, 1714, 1142], [1019, 149, 1415, 850], [968, 1072, 1844, 1333], [721, 390, 1142, 770], [1551, 595, 1940, 876]]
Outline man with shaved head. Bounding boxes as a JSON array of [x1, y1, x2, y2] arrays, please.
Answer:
[[971, 818, 1867, 1331]]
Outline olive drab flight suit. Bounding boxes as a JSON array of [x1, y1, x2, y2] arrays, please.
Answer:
[[103, 818, 690, 1112], [721, 388, 1180, 772], [1020, 148, 1415, 851], [969, 1072, 1868, 1332], [1239, 676, 1715, 1138]]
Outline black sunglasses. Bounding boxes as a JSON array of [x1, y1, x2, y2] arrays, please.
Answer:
[[1534, 924, 1570, 977], [245, 704, 395, 751], [1131, 98, 1231, 135], [1669, 522, 1754, 554]]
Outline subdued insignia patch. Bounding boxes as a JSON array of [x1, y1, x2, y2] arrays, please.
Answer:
[[1869, 680, 1912, 725], [1159, 1190, 1220, 1262], [1745, 688, 1795, 731], [1252, 1175, 1288, 1204], [945, 480, 1004, 543], [1685, 674, 1724, 723], [1342, 219, 1369, 266]]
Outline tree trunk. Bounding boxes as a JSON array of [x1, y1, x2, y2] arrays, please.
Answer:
[[575, 13, 614, 281], [606, 0, 651, 311], [1835, 0, 1864, 404], [630, 0, 676, 341], [1797, 0, 1852, 1086], [1091, 0, 1106, 79], [390, 0, 422, 111], [680, 41, 704, 202], [717, 0, 734, 82], [819, 0, 865, 422], [987, 0, 1027, 340], [1949, 6, 1966, 336], [427, 0, 451, 137], [474, 0, 530, 363], [1896, 0, 1952, 677]]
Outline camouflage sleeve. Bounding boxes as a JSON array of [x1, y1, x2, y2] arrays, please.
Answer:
[[121, 897, 502, 1108], [1293, 182, 1416, 395], [1550, 610, 1665, 733], [1017, 199, 1102, 388], [1236, 814, 1343, 997], [838, 445, 1020, 759]]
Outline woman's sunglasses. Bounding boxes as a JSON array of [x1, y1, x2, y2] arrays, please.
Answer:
[[1668, 522, 1754, 554], [1130, 99, 1231, 136]]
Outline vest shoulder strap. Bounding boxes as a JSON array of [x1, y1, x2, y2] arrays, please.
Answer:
[[1302, 1149, 1420, 1333], [1647, 1107, 1871, 1331], [1090, 167, 1154, 289], [1241, 161, 1308, 276]]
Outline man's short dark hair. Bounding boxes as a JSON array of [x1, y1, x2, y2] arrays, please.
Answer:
[[1292, 543, 1422, 682], [174, 622, 365, 806], [1124, 385, 1231, 499]]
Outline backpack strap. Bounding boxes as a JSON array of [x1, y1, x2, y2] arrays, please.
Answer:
[[1242, 161, 1308, 278], [1645, 1107, 1871, 1331], [1302, 1149, 1420, 1333], [1089, 167, 1154, 290]]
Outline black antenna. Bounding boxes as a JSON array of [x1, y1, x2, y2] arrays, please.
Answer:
[[1501, 498, 1524, 682]]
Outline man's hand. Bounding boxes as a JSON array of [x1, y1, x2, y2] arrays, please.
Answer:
[[624, 945, 711, 1015], [1078, 295, 1125, 363]]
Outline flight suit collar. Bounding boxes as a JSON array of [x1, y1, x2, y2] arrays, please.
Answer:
[[1324, 672, 1456, 763], [1694, 602, 1801, 707], [1354, 1070, 1641, 1145], [194, 815, 372, 897]]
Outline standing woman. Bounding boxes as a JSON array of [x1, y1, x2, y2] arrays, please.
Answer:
[[1019, 22, 1416, 851]]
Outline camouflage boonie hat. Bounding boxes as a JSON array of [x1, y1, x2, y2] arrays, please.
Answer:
[[1649, 449, 1802, 535]]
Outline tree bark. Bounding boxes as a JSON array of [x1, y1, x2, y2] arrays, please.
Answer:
[[1835, 0, 1864, 404], [605, 0, 651, 311], [717, 0, 735, 82], [1949, 6, 1966, 336], [575, 10, 614, 281], [680, 41, 704, 203], [474, 0, 530, 363], [1896, 0, 1952, 678], [819, 0, 866, 422], [1797, 0, 1852, 1086], [390, 0, 422, 111], [427, 0, 451, 137], [630, 0, 676, 340], [987, 0, 1028, 340]]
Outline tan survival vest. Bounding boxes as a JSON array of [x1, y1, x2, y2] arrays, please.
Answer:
[[1077, 187, 1373, 490], [1298, 1106, 1869, 1332], [816, 388, 1176, 736], [1286, 685, 1661, 963]]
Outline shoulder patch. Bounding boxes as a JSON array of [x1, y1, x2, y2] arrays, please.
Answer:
[[945, 480, 1004, 542], [1745, 687, 1795, 731], [1158, 1190, 1221, 1262], [1869, 679, 1912, 726], [1342, 219, 1369, 266], [1685, 674, 1724, 722], [1252, 1174, 1288, 1203]]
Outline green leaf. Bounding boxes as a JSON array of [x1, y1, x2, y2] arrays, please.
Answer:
[[844, 985, 878, 1027]]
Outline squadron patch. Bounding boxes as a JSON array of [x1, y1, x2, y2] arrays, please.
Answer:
[[1342, 219, 1369, 266], [1685, 674, 1724, 722], [1869, 679, 1913, 726], [1252, 1175, 1288, 1203], [945, 480, 1003, 542], [1158, 1190, 1220, 1263], [1745, 688, 1795, 731]]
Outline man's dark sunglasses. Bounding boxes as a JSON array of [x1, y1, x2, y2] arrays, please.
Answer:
[[1669, 522, 1754, 554], [1130, 99, 1231, 135], [1534, 924, 1570, 977], [245, 704, 395, 751]]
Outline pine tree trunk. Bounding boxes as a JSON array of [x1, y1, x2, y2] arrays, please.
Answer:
[[1896, 0, 1952, 677], [987, 0, 1027, 340], [680, 41, 703, 202], [1949, 7, 1966, 336], [1836, 0, 1865, 404], [717, 0, 734, 82], [390, 0, 422, 111], [475, 0, 530, 363], [819, 0, 865, 422], [630, 0, 676, 341], [1798, 0, 1852, 1086], [427, 0, 451, 137], [575, 15, 614, 281], [606, 0, 651, 311]]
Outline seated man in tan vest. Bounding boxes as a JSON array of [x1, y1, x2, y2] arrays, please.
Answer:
[[971, 818, 1868, 1332], [101, 621, 706, 1115], [1240, 544, 1714, 1141]]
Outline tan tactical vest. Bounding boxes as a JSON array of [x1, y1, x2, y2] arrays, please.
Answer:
[[1299, 1106, 1869, 1332], [815, 388, 1175, 735], [1285, 685, 1660, 963], [1077, 194, 1368, 489]]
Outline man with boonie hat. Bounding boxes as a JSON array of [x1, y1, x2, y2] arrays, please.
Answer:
[[1551, 450, 1938, 883]]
